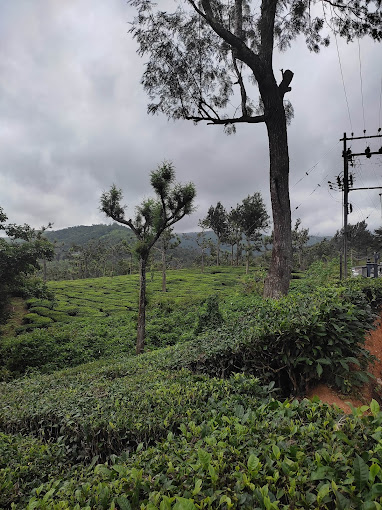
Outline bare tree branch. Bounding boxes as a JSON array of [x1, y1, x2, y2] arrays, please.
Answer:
[[185, 113, 266, 125]]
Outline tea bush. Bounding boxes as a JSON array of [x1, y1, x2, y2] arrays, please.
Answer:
[[0, 432, 69, 509], [13, 399, 382, 509], [166, 285, 379, 395], [0, 366, 271, 463]]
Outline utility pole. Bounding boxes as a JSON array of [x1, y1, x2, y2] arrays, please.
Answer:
[[332, 131, 382, 278], [343, 133, 349, 278]]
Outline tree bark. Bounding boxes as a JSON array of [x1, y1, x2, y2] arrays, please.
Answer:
[[262, 85, 292, 298], [162, 248, 167, 292], [137, 256, 147, 354]]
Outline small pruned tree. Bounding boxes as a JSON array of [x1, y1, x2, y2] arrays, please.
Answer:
[[234, 193, 269, 274], [100, 162, 196, 354], [155, 227, 181, 292], [201, 201, 228, 266]]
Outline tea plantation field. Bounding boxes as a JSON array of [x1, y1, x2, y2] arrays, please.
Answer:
[[0, 267, 261, 378], [3, 267, 382, 508]]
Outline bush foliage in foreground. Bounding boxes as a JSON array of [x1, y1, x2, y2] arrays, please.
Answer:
[[5, 398, 382, 509], [2, 273, 382, 507]]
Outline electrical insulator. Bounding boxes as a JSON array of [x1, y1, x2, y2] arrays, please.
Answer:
[[365, 146, 371, 158], [379, 146, 382, 154]]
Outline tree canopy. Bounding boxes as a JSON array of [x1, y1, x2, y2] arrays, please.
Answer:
[[0, 208, 54, 323], [128, 0, 382, 297], [100, 162, 196, 353]]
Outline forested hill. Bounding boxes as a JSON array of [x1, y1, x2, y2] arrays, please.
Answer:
[[45, 223, 327, 251], [44, 224, 135, 247]]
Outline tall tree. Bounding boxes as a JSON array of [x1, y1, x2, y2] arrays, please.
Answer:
[[129, 0, 382, 297], [226, 207, 242, 266], [201, 201, 228, 266], [234, 193, 269, 273], [332, 220, 374, 261], [100, 162, 196, 354], [292, 218, 310, 269]]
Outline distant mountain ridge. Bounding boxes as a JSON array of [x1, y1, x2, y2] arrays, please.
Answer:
[[44, 224, 328, 253]]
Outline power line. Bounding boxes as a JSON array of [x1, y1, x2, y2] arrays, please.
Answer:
[[292, 173, 330, 214], [333, 24, 353, 132], [379, 75, 382, 130], [291, 140, 340, 188]]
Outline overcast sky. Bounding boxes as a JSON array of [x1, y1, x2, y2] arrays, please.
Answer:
[[0, 0, 381, 237]]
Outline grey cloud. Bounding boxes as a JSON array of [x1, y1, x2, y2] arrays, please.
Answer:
[[0, 0, 381, 237]]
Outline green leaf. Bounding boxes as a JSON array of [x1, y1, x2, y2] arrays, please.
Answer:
[[316, 363, 323, 377], [335, 491, 351, 510], [311, 466, 334, 481], [272, 444, 281, 460], [173, 497, 197, 510], [370, 464, 380, 482], [371, 399, 380, 417], [197, 449, 211, 470], [208, 464, 218, 484], [115, 496, 132, 510], [247, 454, 260, 472], [361, 502, 379, 510], [192, 479, 202, 496], [354, 454, 369, 492], [371, 483, 382, 497], [317, 483, 330, 503], [160, 496, 175, 510]]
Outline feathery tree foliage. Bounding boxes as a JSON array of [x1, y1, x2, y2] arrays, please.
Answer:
[[100, 162, 196, 354], [128, 0, 382, 297]]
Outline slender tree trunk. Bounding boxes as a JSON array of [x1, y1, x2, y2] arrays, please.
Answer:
[[201, 249, 204, 273], [231, 244, 234, 265], [217, 238, 220, 266], [137, 256, 147, 354], [162, 248, 166, 292], [263, 92, 292, 298]]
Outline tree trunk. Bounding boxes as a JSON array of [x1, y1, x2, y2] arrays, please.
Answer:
[[137, 256, 147, 354], [201, 249, 204, 273], [263, 92, 292, 298], [217, 238, 220, 266], [162, 248, 166, 292]]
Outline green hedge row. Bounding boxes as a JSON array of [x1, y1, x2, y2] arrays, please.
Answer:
[[14, 398, 382, 509], [165, 284, 381, 395], [0, 368, 270, 463]]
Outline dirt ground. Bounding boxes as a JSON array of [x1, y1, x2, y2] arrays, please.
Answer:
[[307, 316, 382, 412]]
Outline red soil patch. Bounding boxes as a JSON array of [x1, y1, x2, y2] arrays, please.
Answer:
[[307, 317, 382, 413]]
